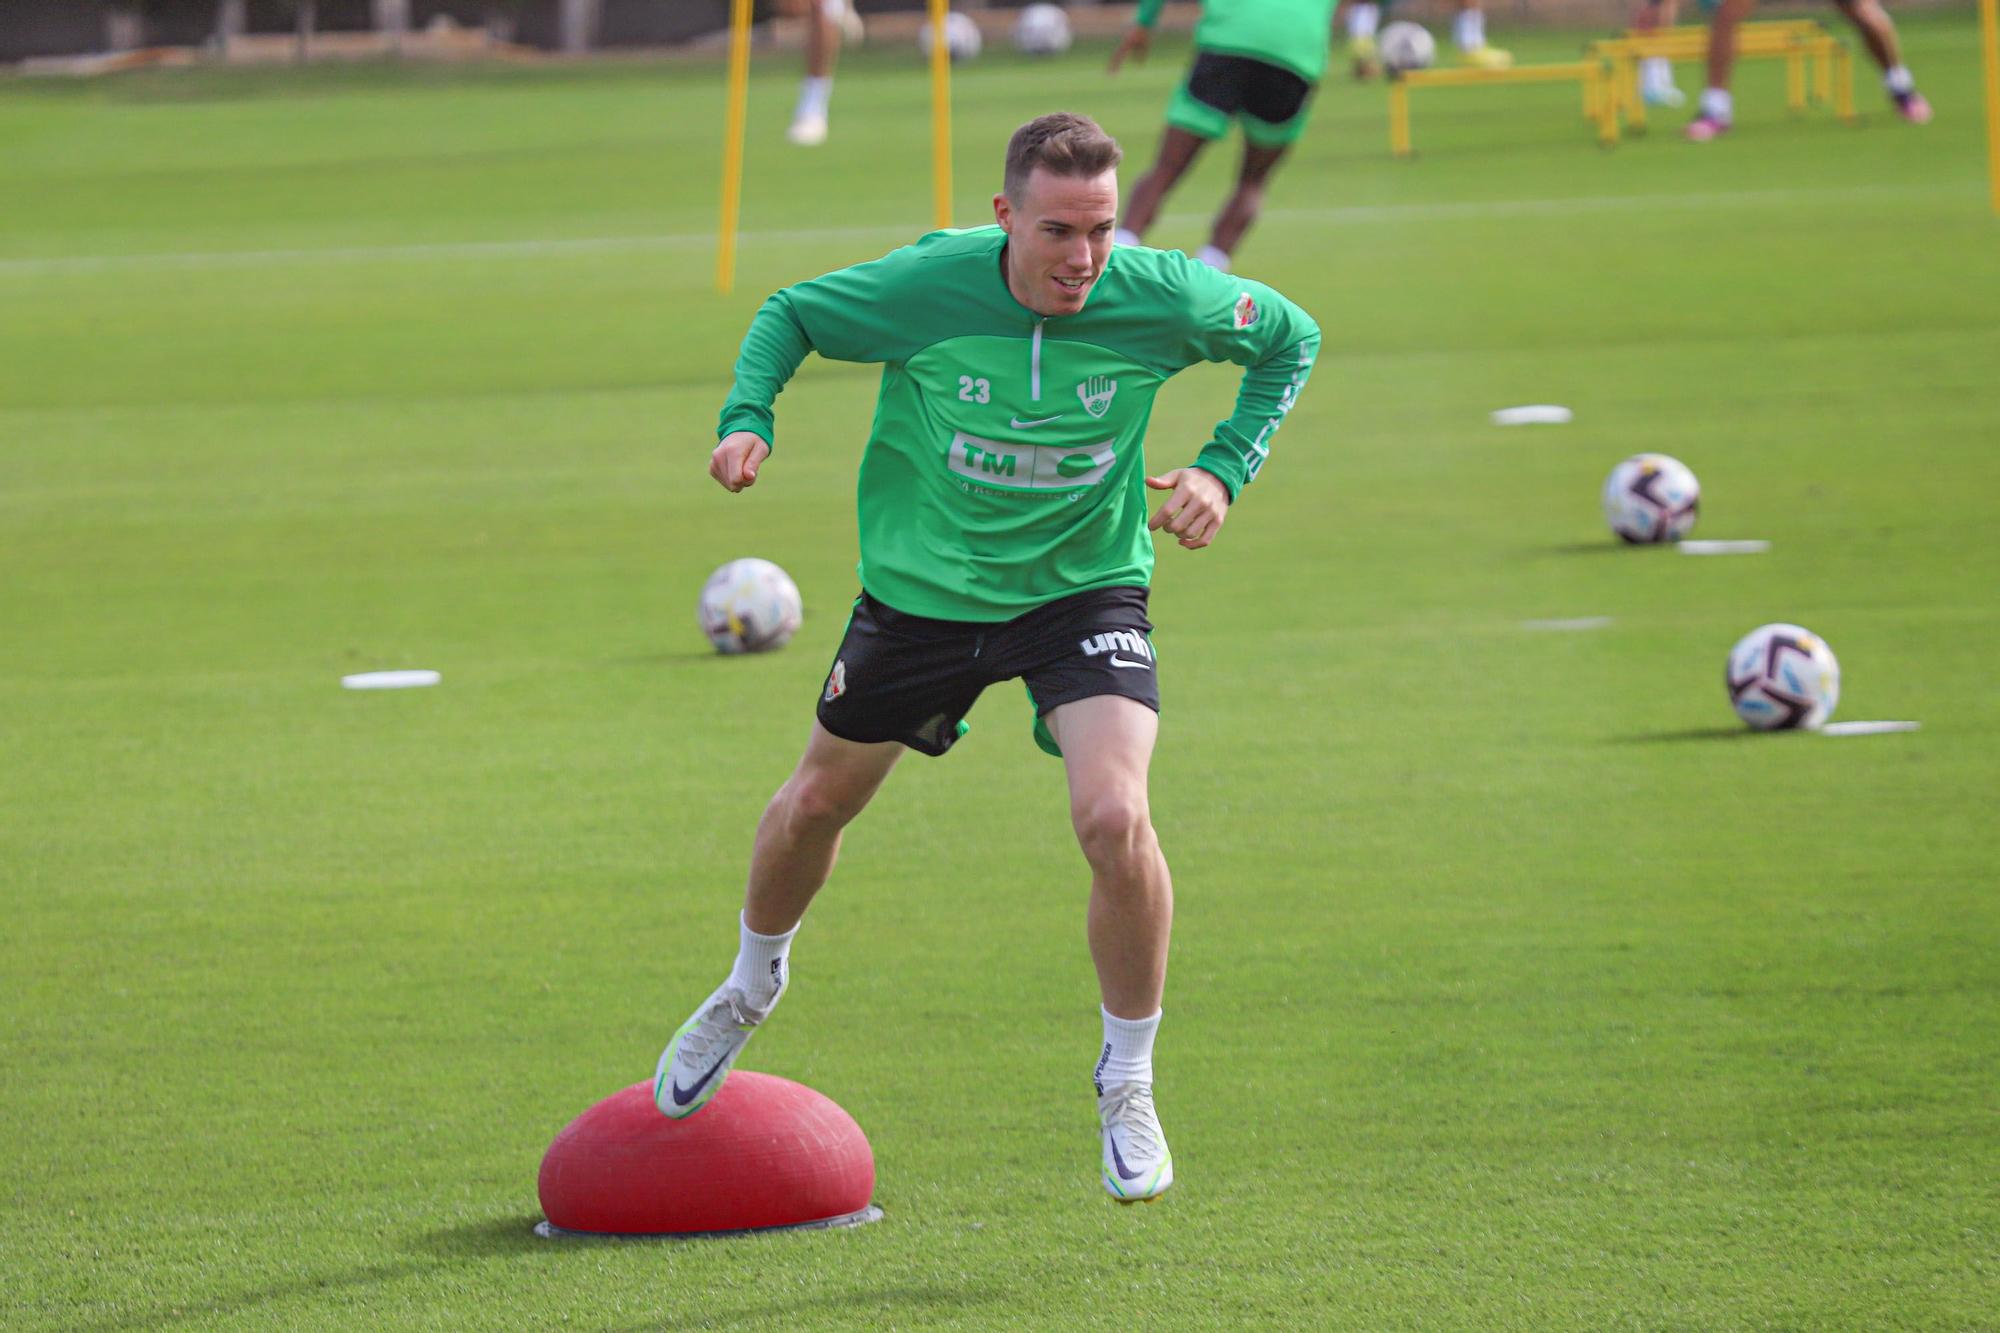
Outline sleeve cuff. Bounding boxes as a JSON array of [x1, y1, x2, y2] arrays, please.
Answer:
[[1191, 448, 1246, 503], [717, 414, 774, 451]]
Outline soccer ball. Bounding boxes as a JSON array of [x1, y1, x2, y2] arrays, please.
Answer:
[[698, 558, 803, 655], [1379, 21, 1436, 73], [1013, 3, 1072, 56], [1726, 623, 1841, 731], [1602, 452, 1700, 544], [918, 10, 983, 61]]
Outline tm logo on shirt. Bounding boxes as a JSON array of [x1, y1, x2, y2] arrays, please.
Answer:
[[1077, 376, 1117, 419]]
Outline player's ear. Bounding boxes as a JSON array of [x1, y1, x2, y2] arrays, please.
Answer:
[[992, 192, 1013, 234]]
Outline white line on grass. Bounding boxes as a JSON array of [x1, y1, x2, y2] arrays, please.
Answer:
[[1680, 540, 1772, 555], [1819, 720, 1921, 736], [0, 181, 1975, 278], [1520, 616, 1613, 631]]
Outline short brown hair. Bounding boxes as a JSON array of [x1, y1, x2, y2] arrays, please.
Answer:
[[1003, 112, 1123, 201]]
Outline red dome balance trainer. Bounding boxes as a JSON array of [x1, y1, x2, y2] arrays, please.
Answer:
[[535, 1073, 879, 1238]]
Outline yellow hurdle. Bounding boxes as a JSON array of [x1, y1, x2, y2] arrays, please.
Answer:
[[1388, 61, 1613, 157], [1589, 21, 1853, 136]]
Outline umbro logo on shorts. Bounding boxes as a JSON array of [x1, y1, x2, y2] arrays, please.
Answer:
[[1079, 629, 1153, 670]]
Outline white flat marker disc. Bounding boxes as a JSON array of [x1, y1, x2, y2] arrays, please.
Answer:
[[341, 669, 441, 690], [1521, 616, 1613, 631], [1679, 540, 1771, 555], [1819, 720, 1920, 737], [1491, 405, 1573, 426]]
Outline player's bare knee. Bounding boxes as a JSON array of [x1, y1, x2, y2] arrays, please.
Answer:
[[780, 770, 873, 832], [1071, 793, 1157, 871]]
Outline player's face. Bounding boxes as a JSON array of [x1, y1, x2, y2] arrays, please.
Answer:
[[994, 167, 1118, 317]]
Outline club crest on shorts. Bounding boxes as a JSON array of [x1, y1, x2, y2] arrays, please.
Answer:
[[1076, 376, 1117, 419], [824, 658, 847, 702], [1233, 292, 1260, 329]]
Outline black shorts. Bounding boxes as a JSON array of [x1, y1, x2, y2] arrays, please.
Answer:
[[816, 587, 1159, 758], [1184, 51, 1314, 128]]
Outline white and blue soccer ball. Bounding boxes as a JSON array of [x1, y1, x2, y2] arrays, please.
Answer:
[[699, 558, 803, 655], [1603, 452, 1700, 544], [1379, 21, 1436, 73], [1727, 623, 1841, 730], [919, 10, 983, 61], [1013, 4, 1072, 56]]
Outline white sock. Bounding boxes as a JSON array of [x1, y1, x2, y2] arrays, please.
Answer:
[[1884, 65, 1914, 96], [1699, 86, 1733, 122], [726, 913, 796, 1006], [1113, 227, 1142, 247], [793, 74, 832, 123], [1194, 243, 1231, 272], [1640, 56, 1674, 94], [1347, 3, 1379, 41], [1094, 1007, 1161, 1094], [1454, 8, 1485, 51]]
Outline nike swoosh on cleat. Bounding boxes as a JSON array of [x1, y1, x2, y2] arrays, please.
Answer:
[[1107, 655, 1150, 669], [1108, 1133, 1146, 1182], [1009, 414, 1063, 429], [671, 1048, 734, 1107]]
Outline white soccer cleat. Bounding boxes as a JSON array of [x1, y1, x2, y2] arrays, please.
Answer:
[[1099, 1082, 1174, 1203], [653, 983, 782, 1119], [786, 114, 828, 147]]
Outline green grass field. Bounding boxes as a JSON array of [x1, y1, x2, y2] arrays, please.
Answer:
[[3, 13, 1996, 1327]]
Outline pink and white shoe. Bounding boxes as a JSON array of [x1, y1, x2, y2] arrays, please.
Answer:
[[1684, 115, 1731, 143], [1893, 92, 1933, 125]]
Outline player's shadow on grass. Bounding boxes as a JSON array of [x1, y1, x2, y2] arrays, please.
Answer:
[[82, 1261, 430, 1332], [606, 650, 738, 667], [423, 1214, 552, 1256], [1540, 542, 1648, 556], [634, 1281, 1007, 1331], [1611, 726, 1764, 743]]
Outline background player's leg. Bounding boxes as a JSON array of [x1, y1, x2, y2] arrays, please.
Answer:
[[1635, 0, 1684, 106], [1117, 127, 1210, 244], [1206, 140, 1290, 269], [1691, 0, 1756, 138], [743, 720, 903, 934], [1047, 693, 1175, 1201], [1454, 0, 1512, 68], [1346, 1, 1382, 79], [1833, 0, 1931, 120], [788, 0, 843, 146]]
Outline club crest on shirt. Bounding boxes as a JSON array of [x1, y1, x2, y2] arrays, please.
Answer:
[[1233, 292, 1260, 329], [1076, 376, 1117, 419]]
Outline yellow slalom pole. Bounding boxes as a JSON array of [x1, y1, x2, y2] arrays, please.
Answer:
[[1387, 80, 1411, 157], [1982, 0, 2000, 215], [928, 0, 953, 229], [717, 0, 752, 293]]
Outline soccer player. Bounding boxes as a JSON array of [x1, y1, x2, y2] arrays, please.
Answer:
[[1344, 0, 1512, 79], [654, 112, 1319, 1205], [783, 0, 850, 147], [1686, 0, 1931, 140], [1107, 0, 1337, 272]]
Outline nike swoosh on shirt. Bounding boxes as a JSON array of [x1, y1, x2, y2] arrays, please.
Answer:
[[1009, 414, 1063, 429], [1108, 655, 1151, 669], [670, 1048, 735, 1106]]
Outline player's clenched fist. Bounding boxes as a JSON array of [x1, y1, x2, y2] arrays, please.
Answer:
[[711, 431, 772, 492], [1146, 467, 1229, 550]]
